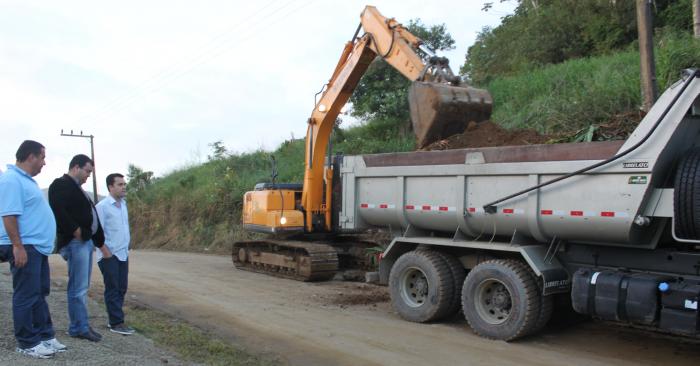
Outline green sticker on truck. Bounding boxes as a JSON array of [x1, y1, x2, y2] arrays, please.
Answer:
[[628, 176, 648, 184]]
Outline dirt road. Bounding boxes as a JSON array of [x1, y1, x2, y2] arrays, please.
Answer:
[[49, 250, 699, 366]]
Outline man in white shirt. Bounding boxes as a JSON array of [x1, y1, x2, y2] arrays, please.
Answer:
[[95, 173, 135, 335]]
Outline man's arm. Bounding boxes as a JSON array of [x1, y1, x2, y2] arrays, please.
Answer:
[[94, 203, 111, 258], [2, 216, 27, 268]]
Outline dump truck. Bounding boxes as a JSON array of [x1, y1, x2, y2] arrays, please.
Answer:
[[332, 69, 700, 340], [234, 5, 700, 341]]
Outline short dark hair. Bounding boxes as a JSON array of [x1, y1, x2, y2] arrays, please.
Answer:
[[15, 140, 45, 162], [69, 154, 93, 170], [106, 173, 124, 188]]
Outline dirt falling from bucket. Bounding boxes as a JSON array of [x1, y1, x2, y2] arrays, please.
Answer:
[[420, 121, 555, 151]]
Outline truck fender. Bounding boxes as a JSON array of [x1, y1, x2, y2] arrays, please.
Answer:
[[519, 245, 570, 295], [378, 239, 418, 285]]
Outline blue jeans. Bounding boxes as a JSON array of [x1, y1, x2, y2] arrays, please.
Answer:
[[0, 244, 55, 349], [98, 256, 128, 326], [60, 239, 94, 336]]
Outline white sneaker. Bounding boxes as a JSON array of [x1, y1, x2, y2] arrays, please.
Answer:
[[16, 342, 56, 359], [42, 338, 67, 352]]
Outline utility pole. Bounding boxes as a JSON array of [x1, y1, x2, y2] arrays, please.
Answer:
[[694, 0, 700, 38], [60, 130, 98, 203], [636, 0, 658, 112]]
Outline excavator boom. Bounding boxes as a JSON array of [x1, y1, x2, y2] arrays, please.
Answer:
[[301, 6, 492, 232]]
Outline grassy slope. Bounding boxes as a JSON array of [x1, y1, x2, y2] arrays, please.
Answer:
[[129, 32, 700, 253]]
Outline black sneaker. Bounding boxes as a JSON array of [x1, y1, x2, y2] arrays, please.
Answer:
[[110, 323, 135, 335], [71, 330, 101, 342], [89, 327, 102, 339]]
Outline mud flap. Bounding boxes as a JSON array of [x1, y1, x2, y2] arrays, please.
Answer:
[[519, 245, 571, 296]]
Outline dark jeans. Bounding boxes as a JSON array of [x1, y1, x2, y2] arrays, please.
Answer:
[[98, 256, 128, 326], [0, 245, 55, 349], [59, 239, 93, 335]]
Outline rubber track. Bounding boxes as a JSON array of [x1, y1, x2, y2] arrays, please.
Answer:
[[232, 240, 339, 282], [463, 259, 540, 341]]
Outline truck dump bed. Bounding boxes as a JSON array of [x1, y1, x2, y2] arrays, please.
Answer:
[[338, 72, 700, 248]]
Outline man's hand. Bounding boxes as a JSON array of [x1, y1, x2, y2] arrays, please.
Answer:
[[13, 245, 27, 268], [73, 227, 82, 240], [2, 216, 27, 268], [100, 246, 112, 259]]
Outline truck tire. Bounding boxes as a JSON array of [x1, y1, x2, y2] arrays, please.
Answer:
[[529, 293, 553, 336], [674, 148, 700, 239], [461, 259, 541, 341], [435, 251, 466, 318], [389, 250, 454, 323], [527, 272, 553, 336]]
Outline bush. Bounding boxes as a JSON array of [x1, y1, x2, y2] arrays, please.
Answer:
[[486, 51, 640, 133]]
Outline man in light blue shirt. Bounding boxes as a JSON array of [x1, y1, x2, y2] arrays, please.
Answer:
[[95, 173, 135, 335], [0, 140, 66, 358]]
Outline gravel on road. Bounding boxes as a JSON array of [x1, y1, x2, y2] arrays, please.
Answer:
[[0, 263, 187, 366]]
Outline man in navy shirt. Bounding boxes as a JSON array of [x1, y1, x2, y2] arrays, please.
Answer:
[[0, 140, 66, 358]]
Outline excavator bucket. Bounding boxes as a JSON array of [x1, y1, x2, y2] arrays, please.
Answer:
[[409, 81, 493, 148]]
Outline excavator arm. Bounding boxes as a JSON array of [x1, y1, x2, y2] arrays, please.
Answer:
[[301, 6, 492, 232]]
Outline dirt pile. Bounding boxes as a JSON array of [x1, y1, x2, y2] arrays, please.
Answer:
[[421, 120, 556, 150], [421, 111, 645, 151], [322, 283, 390, 307], [593, 110, 645, 141]]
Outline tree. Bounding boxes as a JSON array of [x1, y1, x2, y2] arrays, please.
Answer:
[[463, 0, 691, 85], [207, 140, 227, 161], [126, 164, 154, 193], [349, 19, 456, 125]]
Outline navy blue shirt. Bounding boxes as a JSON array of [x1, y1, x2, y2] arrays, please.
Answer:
[[0, 164, 56, 255]]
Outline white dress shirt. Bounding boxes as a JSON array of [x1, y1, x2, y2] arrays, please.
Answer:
[[95, 195, 130, 262]]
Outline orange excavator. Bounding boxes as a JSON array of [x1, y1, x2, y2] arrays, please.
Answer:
[[233, 6, 492, 280]]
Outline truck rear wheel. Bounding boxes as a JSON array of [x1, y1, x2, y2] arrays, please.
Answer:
[[461, 259, 540, 341], [389, 250, 454, 323], [435, 251, 466, 318], [674, 148, 700, 239], [529, 292, 553, 336]]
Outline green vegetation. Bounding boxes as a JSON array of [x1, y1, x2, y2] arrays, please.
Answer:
[[488, 50, 640, 133], [129, 2, 700, 253], [464, 0, 691, 84], [350, 19, 456, 124], [126, 302, 278, 365], [488, 31, 700, 134]]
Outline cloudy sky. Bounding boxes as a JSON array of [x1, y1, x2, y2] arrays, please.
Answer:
[[0, 0, 515, 195]]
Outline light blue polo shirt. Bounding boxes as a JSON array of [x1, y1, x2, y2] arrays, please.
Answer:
[[0, 164, 56, 256]]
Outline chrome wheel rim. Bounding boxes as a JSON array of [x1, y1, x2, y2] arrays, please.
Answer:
[[475, 279, 512, 324], [400, 266, 429, 308]]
